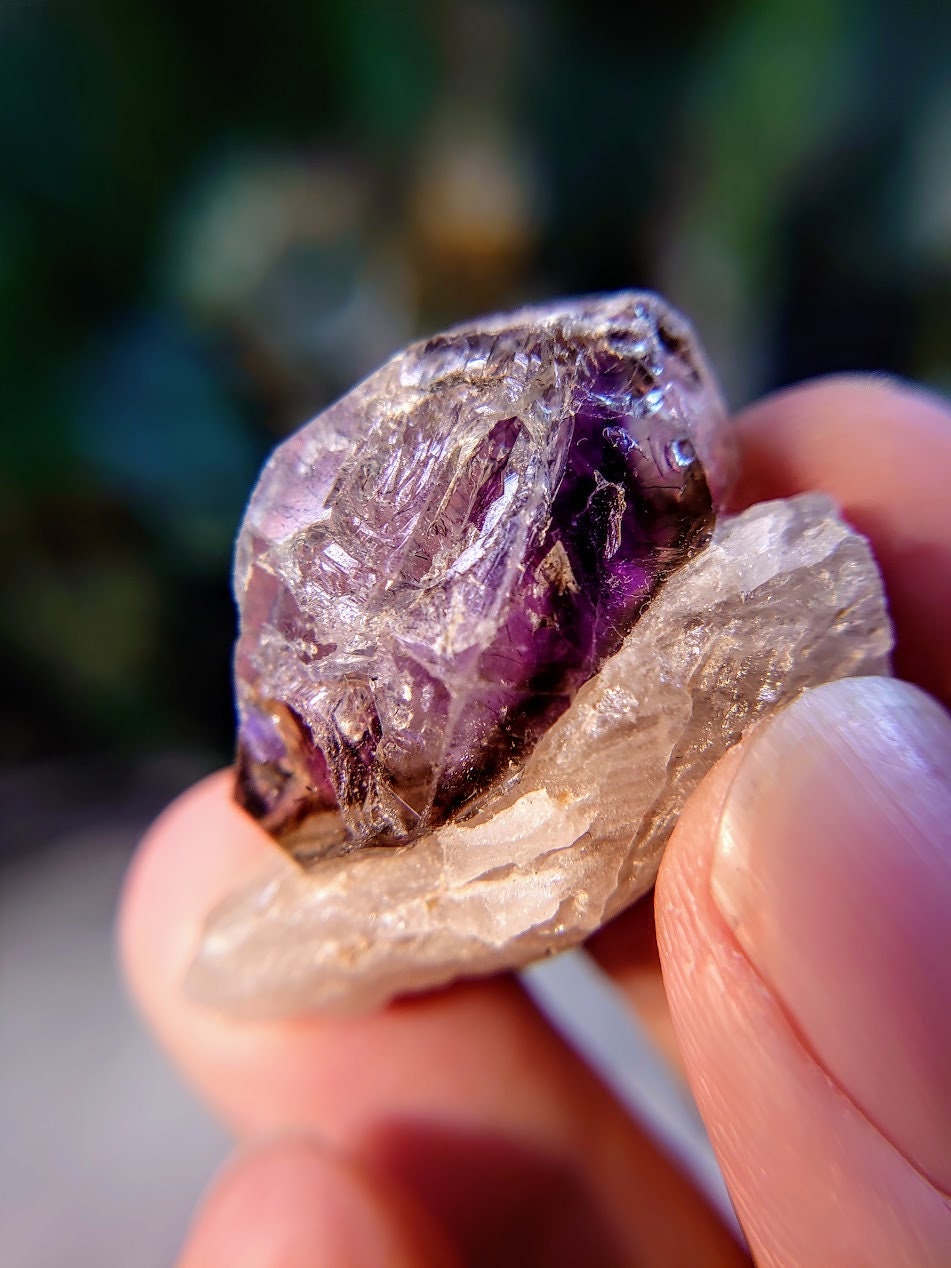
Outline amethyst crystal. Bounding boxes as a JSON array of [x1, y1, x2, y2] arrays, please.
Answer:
[[234, 293, 729, 858]]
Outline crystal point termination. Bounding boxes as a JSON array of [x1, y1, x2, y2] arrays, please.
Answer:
[[233, 293, 730, 854]]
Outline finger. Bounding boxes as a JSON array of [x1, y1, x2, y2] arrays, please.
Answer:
[[656, 676, 951, 1265], [730, 374, 951, 703], [585, 902, 684, 1074], [177, 1137, 458, 1268], [588, 373, 951, 1017], [124, 375, 948, 1260], [120, 770, 748, 1267]]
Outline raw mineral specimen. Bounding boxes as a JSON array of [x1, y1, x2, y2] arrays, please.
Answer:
[[234, 292, 732, 855], [214, 293, 893, 1017], [196, 494, 892, 1016]]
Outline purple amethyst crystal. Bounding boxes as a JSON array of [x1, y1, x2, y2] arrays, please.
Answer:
[[234, 293, 730, 858]]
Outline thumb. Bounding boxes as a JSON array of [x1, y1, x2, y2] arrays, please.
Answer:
[[656, 677, 951, 1266]]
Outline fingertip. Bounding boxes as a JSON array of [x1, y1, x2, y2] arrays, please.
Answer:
[[116, 769, 302, 1135], [118, 769, 277, 1027], [729, 374, 951, 701], [177, 1136, 458, 1268], [710, 677, 951, 1189], [731, 373, 951, 509], [656, 689, 951, 1265]]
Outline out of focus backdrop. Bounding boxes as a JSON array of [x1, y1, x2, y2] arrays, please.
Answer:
[[1, 1, 949, 1264]]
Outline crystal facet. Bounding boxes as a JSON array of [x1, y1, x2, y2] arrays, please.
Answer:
[[233, 292, 730, 855]]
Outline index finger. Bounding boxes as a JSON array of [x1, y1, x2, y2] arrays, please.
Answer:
[[729, 374, 951, 703]]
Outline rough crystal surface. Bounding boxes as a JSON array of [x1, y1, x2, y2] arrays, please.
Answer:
[[233, 292, 730, 853], [194, 495, 893, 1016]]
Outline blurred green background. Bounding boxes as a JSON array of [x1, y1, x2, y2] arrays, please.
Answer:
[[1, 0, 948, 787]]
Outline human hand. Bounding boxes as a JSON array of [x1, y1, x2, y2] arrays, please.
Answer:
[[120, 377, 951, 1266]]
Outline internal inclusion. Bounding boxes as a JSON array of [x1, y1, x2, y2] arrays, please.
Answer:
[[232, 294, 726, 856]]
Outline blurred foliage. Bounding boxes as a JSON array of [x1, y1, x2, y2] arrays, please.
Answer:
[[0, 0, 948, 766]]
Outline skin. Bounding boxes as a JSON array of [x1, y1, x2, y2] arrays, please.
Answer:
[[119, 376, 951, 1266]]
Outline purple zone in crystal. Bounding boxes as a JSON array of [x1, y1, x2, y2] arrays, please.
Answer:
[[232, 293, 728, 858]]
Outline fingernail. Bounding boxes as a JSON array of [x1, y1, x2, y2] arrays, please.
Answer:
[[711, 677, 951, 1190]]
